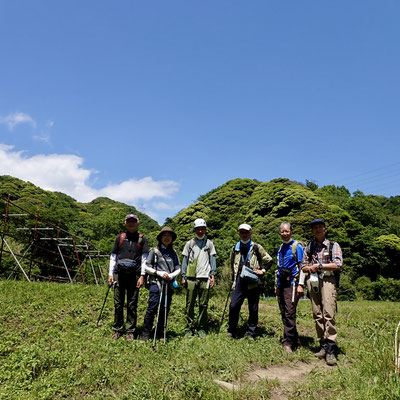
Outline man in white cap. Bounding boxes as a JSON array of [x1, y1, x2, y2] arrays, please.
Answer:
[[181, 218, 217, 336], [227, 223, 272, 340], [108, 214, 149, 341]]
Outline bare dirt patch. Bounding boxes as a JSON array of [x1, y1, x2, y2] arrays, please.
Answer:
[[214, 359, 330, 399]]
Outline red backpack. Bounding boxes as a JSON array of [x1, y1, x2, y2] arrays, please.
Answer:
[[118, 232, 144, 252]]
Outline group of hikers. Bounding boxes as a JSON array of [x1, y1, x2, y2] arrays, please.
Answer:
[[107, 214, 342, 366]]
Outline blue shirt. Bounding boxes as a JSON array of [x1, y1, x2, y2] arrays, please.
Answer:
[[276, 240, 304, 285]]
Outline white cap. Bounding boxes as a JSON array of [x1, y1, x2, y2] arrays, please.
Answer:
[[238, 223, 252, 231], [193, 218, 207, 230]]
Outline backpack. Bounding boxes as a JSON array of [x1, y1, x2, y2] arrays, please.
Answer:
[[147, 247, 178, 289], [276, 240, 303, 284], [116, 233, 144, 274], [306, 240, 340, 288], [277, 240, 303, 267], [118, 232, 144, 251]]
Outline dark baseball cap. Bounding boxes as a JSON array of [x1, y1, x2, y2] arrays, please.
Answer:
[[310, 218, 326, 227]]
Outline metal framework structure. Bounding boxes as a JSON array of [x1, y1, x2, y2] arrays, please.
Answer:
[[0, 195, 108, 285]]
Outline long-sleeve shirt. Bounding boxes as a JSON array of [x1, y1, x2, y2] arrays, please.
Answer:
[[145, 245, 181, 281]]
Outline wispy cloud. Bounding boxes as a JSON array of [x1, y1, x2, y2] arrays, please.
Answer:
[[0, 112, 36, 131], [33, 133, 51, 144], [0, 144, 180, 211], [152, 201, 185, 211]]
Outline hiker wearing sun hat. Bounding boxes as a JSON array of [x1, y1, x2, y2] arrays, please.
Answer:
[[108, 214, 149, 341], [141, 226, 181, 342], [227, 223, 272, 340]]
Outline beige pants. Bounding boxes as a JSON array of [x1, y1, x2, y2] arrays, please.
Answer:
[[306, 275, 337, 342]]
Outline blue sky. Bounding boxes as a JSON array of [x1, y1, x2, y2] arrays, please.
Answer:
[[1, 1, 399, 224]]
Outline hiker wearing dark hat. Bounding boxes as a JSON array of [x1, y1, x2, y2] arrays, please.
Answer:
[[227, 224, 272, 340], [301, 219, 343, 366], [275, 222, 306, 352], [108, 214, 149, 341], [181, 218, 217, 337], [141, 227, 181, 341]]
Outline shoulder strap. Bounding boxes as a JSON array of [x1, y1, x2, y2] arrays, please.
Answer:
[[152, 248, 161, 270], [277, 244, 283, 268], [253, 243, 262, 265], [291, 240, 299, 264], [118, 232, 126, 249], [137, 233, 144, 251], [306, 241, 313, 262], [328, 240, 334, 262]]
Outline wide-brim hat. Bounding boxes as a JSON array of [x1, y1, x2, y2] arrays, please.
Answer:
[[156, 226, 177, 242]]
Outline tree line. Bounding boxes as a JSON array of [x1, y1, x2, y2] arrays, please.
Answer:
[[1, 175, 399, 300]]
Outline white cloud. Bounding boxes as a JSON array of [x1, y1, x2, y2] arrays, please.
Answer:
[[0, 144, 180, 210], [0, 112, 36, 130], [152, 201, 185, 211], [33, 133, 51, 144]]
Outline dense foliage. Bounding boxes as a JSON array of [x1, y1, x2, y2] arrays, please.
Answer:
[[1, 175, 400, 299], [167, 178, 400, 300]]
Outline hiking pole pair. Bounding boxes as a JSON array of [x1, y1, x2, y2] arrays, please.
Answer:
[[152, 281, 169, 350], [96, 281, 115, 328], [219, 282, 234, 332]]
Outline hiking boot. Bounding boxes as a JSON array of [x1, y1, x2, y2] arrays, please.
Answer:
[[314, 347, 326, 359], [112, 331, 122, 340], [197, 329, 207, 337], [184, 329, 193, 337], [125, 333, 134, 342], [282, 344, 293, 353], [326, 353, 337, 366], [139, 335, 150, 343]]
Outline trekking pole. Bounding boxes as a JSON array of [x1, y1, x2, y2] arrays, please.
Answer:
[[152, 281, 164, 351], [291, 283, 296, 303], [96, 282, 114, 328], [163, 282, 168, 344], [219, 283, 233, 332], [395, 320, 400, 375]]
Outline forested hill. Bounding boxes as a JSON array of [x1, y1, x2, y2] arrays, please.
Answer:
[[0, 175, 160, 253], [167, 178, 400, 299], [1, 175, 400, 299]]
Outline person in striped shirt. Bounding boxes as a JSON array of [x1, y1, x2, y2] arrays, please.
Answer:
[[301, 219, 343, 366]]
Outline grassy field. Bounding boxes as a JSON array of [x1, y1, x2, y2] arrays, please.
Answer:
[[0, 280, 399, 400]]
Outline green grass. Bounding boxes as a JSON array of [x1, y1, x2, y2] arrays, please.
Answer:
[[0, 281, 399, 399]]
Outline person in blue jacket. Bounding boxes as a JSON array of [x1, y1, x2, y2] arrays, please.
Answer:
[[275, 222, 305, 352]]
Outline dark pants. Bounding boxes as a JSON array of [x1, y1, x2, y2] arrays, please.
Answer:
[[228, 275, 260, 338], [277, 283, 299, 347], [142, 282, 173, 339], [185, 278, 210, 331], [113, 271, 140, 333]]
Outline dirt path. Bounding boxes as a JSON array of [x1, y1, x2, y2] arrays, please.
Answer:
[[214, 360, 330, 399]]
